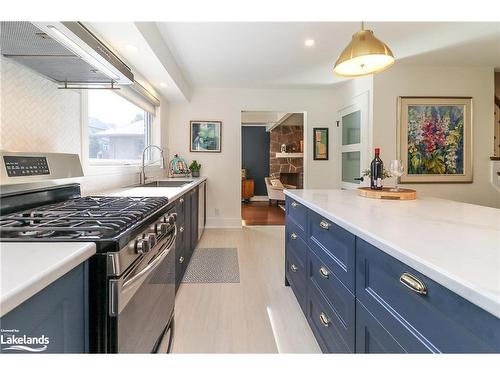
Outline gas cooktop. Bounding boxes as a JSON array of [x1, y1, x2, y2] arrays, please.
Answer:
[[0, 196, 169, 242]]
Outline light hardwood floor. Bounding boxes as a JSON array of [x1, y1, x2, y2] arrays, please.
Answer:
[[172, 226, 321, 353]]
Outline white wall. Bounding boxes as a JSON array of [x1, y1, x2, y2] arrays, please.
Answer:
[[0, 57, 168, 195], [167, 86, 373, 227], [373, 65, 499, 208]]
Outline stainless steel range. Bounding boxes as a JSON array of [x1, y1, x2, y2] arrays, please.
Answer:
[[0, 151, 176, 353]]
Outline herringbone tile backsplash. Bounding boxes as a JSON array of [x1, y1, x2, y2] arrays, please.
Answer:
[[0, 57, 81, 154]]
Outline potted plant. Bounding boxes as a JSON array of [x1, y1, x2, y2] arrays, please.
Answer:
[[189, 160, 202, 177]]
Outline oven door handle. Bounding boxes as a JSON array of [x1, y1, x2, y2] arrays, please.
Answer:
[[123, 233, 175, 292]]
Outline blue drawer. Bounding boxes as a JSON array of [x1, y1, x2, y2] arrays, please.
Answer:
[[308, 210, 355, 292], [286, 220, 307, 266], [356, 300, 406, 353], [356, 238, 500, 353], [308, 247, 355, 351], [286, 244, 307, 313], [286, 196, 307, 234], [306, 280, 353, 353]]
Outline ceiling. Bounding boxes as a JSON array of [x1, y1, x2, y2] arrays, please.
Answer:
[[156, 22, 500, 89]]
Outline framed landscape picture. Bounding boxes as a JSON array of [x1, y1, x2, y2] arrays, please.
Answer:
[[313, 128, 329, 160], [190, 120, 222, 152], [398, 97, 472, 183]]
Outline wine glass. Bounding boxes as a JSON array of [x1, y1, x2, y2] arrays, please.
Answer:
[[389, 160, 404, 192]]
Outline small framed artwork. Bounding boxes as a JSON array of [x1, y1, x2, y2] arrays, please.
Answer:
[[398, 96, 472, 183], [313, 128, 329, 160], [190, 120, 222, 152]]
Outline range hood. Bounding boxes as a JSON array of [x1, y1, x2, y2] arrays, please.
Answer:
[[0, 21, 134, 87]]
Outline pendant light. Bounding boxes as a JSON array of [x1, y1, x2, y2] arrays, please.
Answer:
[[333, 22, 394, 77]]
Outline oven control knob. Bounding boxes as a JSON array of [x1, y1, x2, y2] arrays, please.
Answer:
[[136, 238, 151, 254], [167, 213, 177, 225], [147, 233, 157, 247], [158, 222, 169, 235]]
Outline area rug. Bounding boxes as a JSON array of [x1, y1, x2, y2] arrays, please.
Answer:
[[181, 248, 240, 283]]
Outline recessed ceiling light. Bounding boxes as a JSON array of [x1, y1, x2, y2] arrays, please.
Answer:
[[125, 44, 138, 52], [305, 39, 315, 47], [160, 82, 167, 87]]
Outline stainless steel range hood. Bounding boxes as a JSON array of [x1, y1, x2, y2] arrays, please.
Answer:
[[0, 21, 134, 87]]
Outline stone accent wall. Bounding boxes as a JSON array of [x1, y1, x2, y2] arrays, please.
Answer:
[[269, 125, 304, 188]]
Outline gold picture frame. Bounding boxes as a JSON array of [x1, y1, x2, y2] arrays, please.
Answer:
[[397, 96, 473, 183]]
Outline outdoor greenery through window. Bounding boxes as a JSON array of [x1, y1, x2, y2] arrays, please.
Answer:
[[88, 90, 152, 163]]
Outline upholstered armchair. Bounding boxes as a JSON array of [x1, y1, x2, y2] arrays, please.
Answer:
[[264, 177, 296, 206]]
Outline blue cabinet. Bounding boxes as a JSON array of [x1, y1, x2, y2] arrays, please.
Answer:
[[174, 186, 201, 291], [356, 238, 500, 353], [0, 263, 88, 354], [284, 196, 500, 353]]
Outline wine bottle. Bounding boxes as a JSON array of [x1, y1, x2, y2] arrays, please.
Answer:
[[370, 148, 383, 190]]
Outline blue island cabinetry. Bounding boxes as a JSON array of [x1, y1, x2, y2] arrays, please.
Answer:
[[0, 263, 88, 354], [284, 196, 500, 353]]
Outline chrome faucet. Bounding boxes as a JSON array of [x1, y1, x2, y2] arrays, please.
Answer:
[[140, 145, 165, 185]]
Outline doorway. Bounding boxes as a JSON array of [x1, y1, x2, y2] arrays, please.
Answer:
[[339, 92, 369, 189], [240, 111, 305, 225]]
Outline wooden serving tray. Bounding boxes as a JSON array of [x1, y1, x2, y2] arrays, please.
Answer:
[[357, 187, 416, 200]]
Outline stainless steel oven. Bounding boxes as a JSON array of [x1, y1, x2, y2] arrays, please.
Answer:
[[108, 213, 176, 353]]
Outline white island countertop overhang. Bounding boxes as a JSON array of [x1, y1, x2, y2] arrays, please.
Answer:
[[0, 242, 95, 317], [284, 189, 500, 319]]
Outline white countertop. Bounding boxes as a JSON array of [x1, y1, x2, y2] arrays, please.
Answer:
[[0, 242, 95, 317], [284, 189, 500, 318], [96, 177, 206, 201]]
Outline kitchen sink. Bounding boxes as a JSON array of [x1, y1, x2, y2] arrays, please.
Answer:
[[142, 180, 191, 188]]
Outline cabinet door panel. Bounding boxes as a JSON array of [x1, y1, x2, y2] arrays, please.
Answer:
[[356, 238, 500, 353]]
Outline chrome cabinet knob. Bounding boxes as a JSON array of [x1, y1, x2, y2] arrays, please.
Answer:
[[290, 264, 298, 272], [319, 220, 330, 230], [290, 232, 298, 240], [179, 198, 184, 204], [179, 256, 185, 264], [319, 266, 330, 279], [319, 312, 330, 327], [291, 201, 299, 208], [179, 226, 184, 233]]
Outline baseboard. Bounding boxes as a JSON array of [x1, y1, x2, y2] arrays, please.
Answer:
[[249, 195, 268, 202], [206, 217, 242, 228]]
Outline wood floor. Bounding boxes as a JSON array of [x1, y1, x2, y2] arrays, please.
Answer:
[[172, 226, 320, 353], [241, 201, 285, 226]]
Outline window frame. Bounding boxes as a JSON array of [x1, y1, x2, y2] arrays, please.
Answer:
[[81, 90, 159, 176]]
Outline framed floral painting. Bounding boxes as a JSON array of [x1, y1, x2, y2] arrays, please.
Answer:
[[398, 97, 472, 183]]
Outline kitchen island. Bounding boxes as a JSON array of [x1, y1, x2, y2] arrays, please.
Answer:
[[284, 189, 500, 353]]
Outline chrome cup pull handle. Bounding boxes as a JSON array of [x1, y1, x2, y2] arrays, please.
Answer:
[[291, 201, 299, 208], [319, 220, 330, 230], [400, 272, 427, 295], [319, 312, 330, 327], [290, 264, 298, 273], [319, 266, 330, 279], [290, 232, 298, 240]]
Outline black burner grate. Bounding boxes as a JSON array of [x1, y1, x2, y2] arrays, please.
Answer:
[[0, 196, 169, 240]]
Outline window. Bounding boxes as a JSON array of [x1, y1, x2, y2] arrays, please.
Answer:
[[88, 90, 153, 163]]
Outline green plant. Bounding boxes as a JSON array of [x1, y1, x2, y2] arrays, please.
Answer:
[[189, 160, 202, 172]]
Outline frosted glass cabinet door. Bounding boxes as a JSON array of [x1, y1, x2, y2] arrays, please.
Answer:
[[342, 111, 361, 146], [342, 152, 361, 185]]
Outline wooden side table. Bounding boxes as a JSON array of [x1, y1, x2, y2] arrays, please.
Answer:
[[241, 178, 254, 203]]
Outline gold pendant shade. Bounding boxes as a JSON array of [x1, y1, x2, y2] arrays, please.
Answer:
[[333, 24, 395, 77]]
